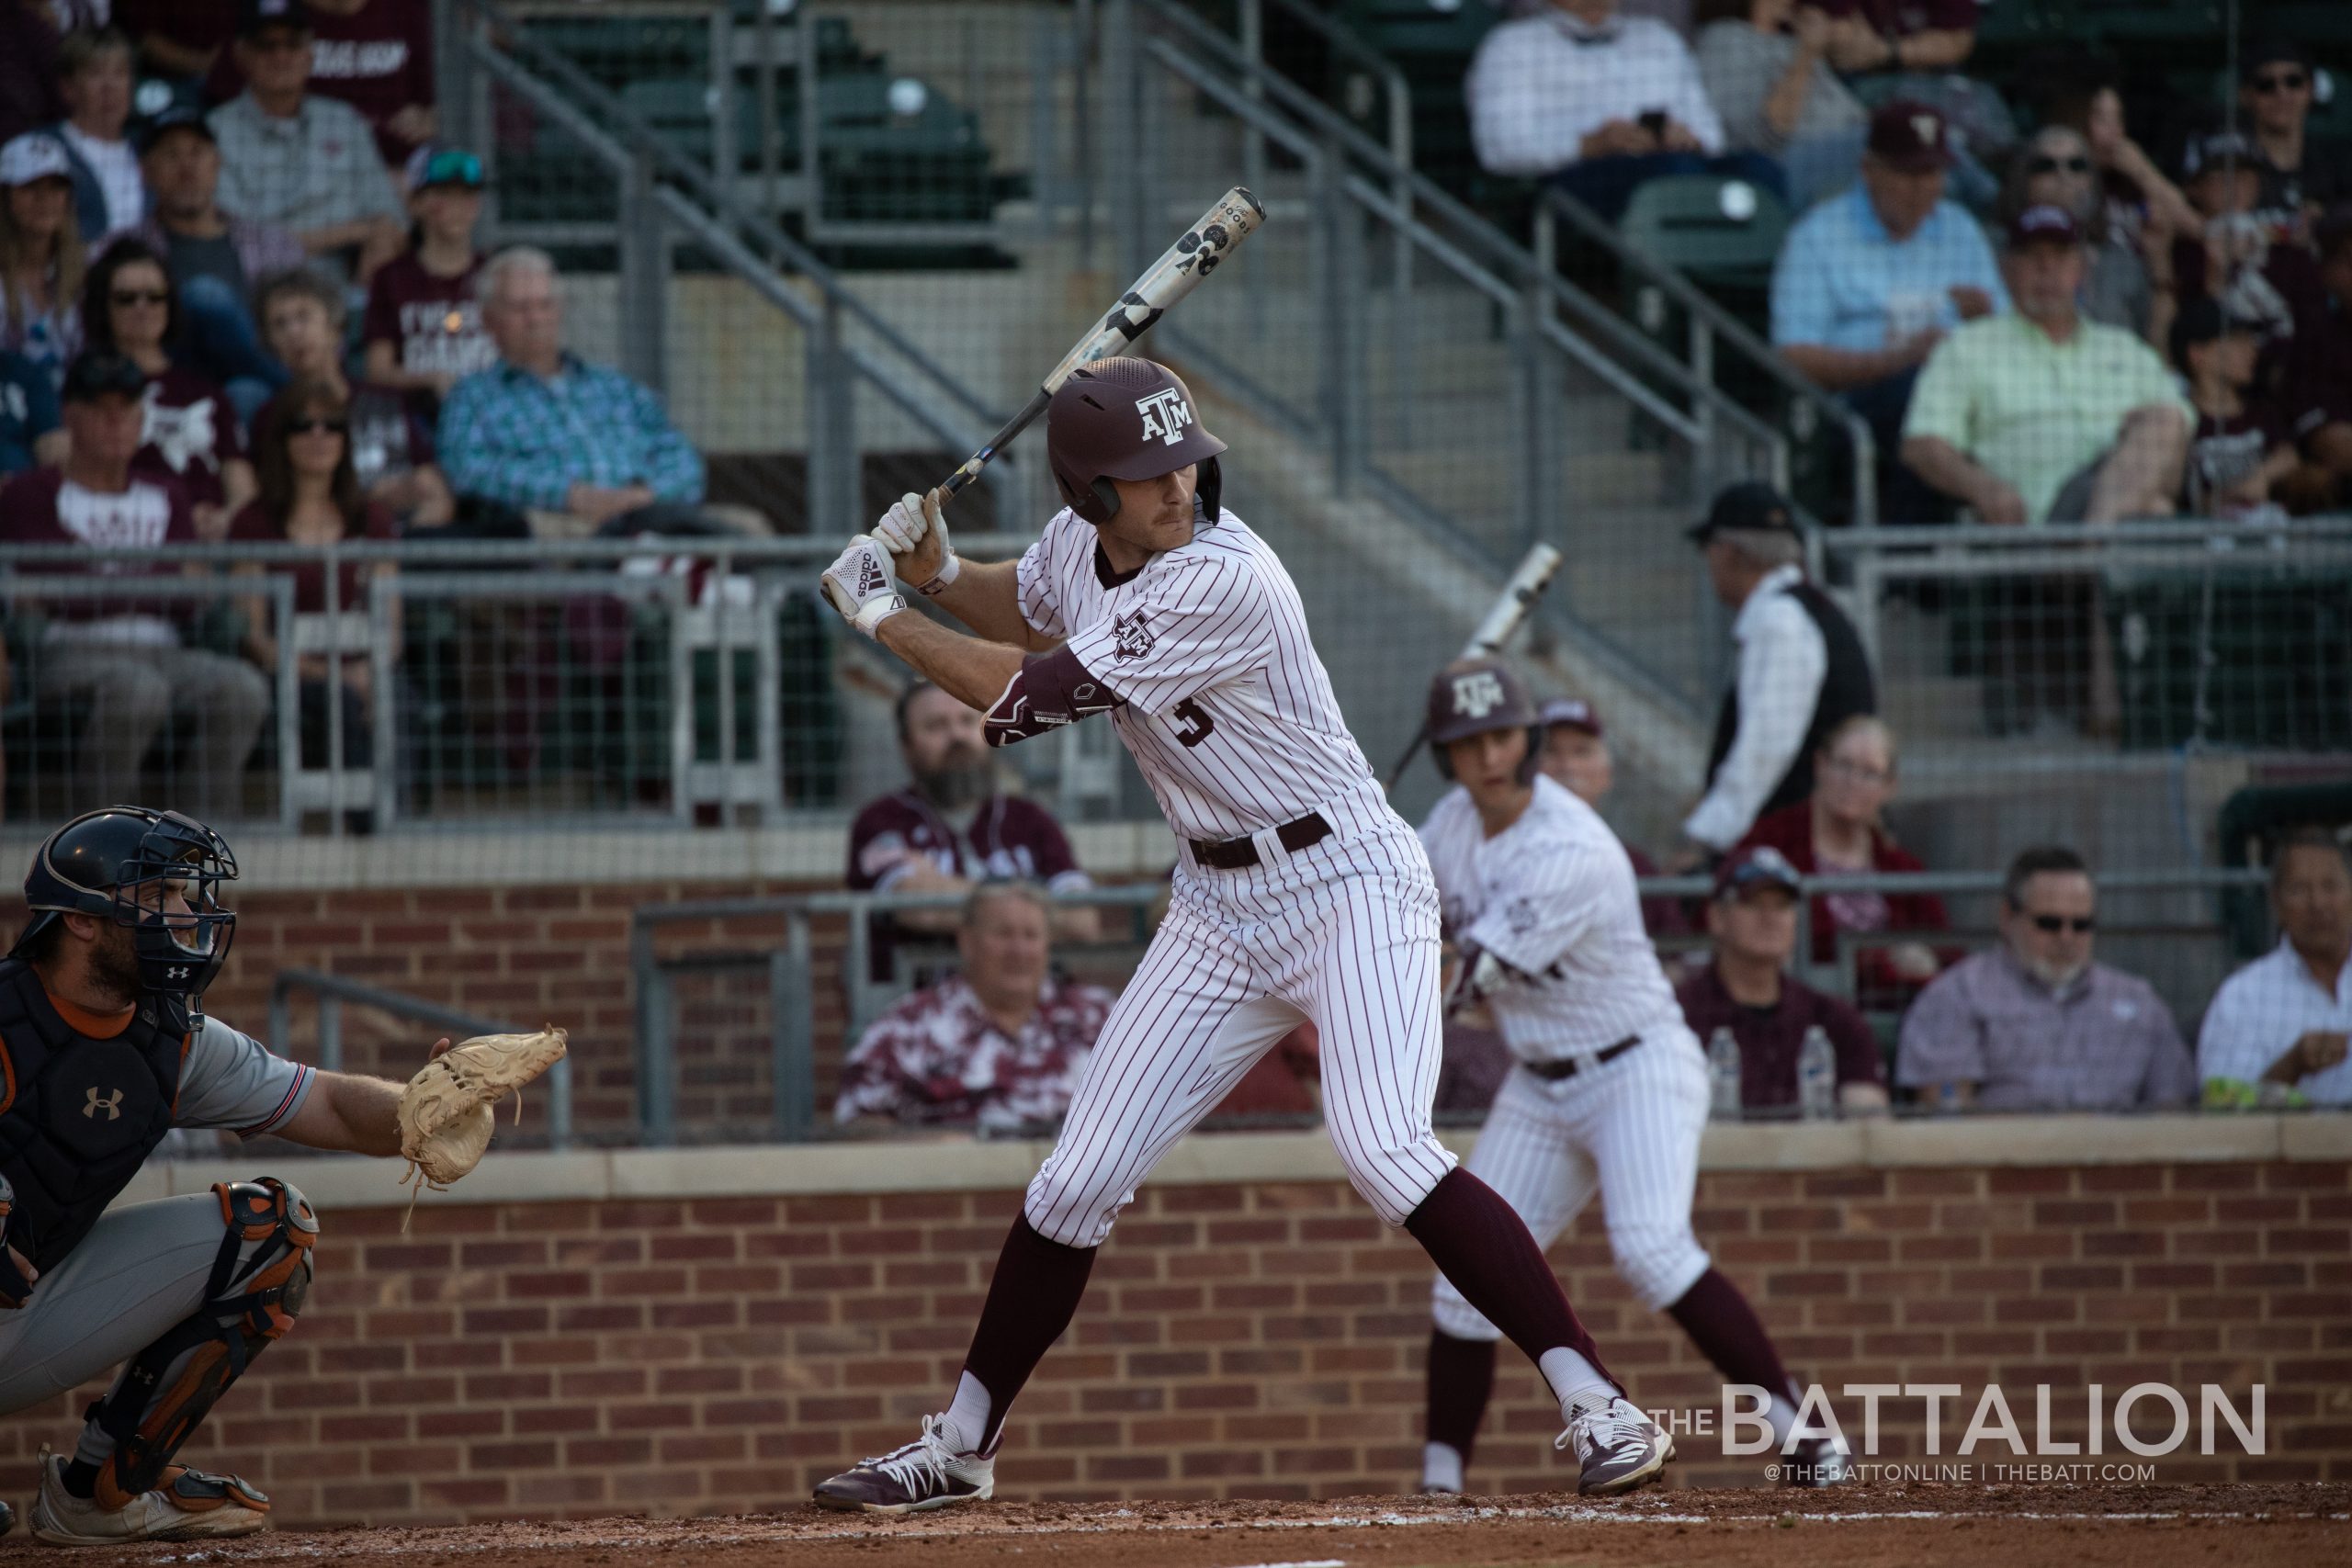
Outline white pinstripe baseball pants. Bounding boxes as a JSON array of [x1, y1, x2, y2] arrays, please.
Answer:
[[1024, 818, 1458, 1247], [1431, 1029, 1713, 1337]]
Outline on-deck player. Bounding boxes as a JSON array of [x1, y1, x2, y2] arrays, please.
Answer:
[[1413, 658, 1845, 1494], [810, 356, 1675, 1510]]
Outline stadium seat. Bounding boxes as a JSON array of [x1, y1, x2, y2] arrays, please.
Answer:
[[1618, 175, 1791, 296]]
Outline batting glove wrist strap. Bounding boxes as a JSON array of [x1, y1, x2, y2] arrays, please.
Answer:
[[916, 550, 962, 598]]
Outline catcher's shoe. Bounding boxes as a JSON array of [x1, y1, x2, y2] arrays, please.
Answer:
[[28, 1450, 270, 1545], [812, 1415, 996, 1514], [1556, 1393, 1675, 1496]]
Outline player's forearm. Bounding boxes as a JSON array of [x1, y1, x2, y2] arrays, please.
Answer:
[[876, 610, 1029, 715], [923, 558, 1044, 649], [280, 1068, 406, 1157]]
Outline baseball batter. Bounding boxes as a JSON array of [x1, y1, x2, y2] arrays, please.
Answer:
[[1413, 659, 1841, 1493], [0, 806, 555, 1544], [811, 357, 1674, 1511]]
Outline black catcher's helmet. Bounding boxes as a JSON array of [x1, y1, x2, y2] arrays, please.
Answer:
[[11, 807, 238, 998]]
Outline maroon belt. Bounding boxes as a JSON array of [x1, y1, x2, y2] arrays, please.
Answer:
[[1523, 1037, 1641, 1080]]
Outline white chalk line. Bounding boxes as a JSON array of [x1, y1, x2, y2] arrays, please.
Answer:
[[153, 1503, 2350, 1562]]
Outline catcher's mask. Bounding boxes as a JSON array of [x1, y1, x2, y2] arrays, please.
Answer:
[[1426, 658, 1543, 786], [12, 806, 238, 998]]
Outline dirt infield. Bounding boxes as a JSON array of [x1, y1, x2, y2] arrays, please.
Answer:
[[14, 1483, 2344, 1568]]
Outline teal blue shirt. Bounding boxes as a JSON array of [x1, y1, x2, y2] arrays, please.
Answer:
[[1770, 185, 2009, 352], [436, 355, 704, 513]]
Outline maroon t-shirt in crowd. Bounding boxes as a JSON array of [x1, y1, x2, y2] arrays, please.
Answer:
[[225, 499, 399, 614], [0, 466, 196, 627], [1676, 961, 1884, 1112], [132, 367, 243, 511], [847, 788, 1090, 982], [203, 0, 435, 161], [361, 252, 494, 416], [2186, 401, 2292, 512], [1817, 0, 1980, 37], [119, 0, 240, 62]]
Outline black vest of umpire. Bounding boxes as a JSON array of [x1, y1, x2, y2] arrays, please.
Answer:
[[0, 958, 189, 1272], [1704, 575, 1877, 821]]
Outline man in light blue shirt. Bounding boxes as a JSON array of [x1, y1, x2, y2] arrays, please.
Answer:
[[1770, 100, 2006, 523]]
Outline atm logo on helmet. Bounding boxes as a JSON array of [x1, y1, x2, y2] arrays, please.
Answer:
[[1136, 388, 1194, 446], [1452, 671, 1507, 718]]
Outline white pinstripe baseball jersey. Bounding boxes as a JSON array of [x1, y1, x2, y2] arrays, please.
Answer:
[[1015, 507, 1375, 843], [1419, 774, 1684, 1062]]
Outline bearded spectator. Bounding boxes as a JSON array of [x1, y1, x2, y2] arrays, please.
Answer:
[[1896, 845, 2192, 1111], [81, 238, 254, 541], [833, 882, 1111, 1133]]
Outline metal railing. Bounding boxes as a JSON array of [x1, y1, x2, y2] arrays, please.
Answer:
[[267, 966, 576, 1149]]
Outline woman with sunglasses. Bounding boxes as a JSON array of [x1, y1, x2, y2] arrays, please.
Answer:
[[1996, 123, 2154, 340], [81, 237, 255, 542], [228, 378, 400, 798], [1731, 715, 1951, 1010], [0, 132, 85, 390]]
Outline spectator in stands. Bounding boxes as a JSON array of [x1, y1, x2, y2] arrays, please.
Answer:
[[229, 377, 397, 778], [0, 132, 87, 388], [833, 881, 1111, 1132], [0, 2, 66, 151], [1896, 845, 2193, 1111], [1903, 205, 2188, 525], [207, 0, 404, 283], [1733, 714, 1948, 1008], [849, 679, 1095, 942], [205, 0, 435, 167], [2172, 296, 2303, 518], [48, 27, 143, 243], [1676, 844, 1888, 1113], [437, 246, 707, 533], [1999, 122, 2151, 340], [1536, 694, 1689, 937], [2198, 829, 2352, 1108], [124, 106, 299, 420], [2163, 130, 2327, 355], [1815, 0, 2009, 204], [1693, 0, 1868, 210], [257, 265, 448, 526], [0, 346, 64, 472], [1678, 481, 1875, 866], [1770, 101, 2004, 520], [2286, 210, 2352, 511], [117, 0, 236, 86], [2239, 39, 2348, 236], [82, 238, 254, 541], [362, 144, 492, 420], [0, 350, 269, 816], [1463, 0, 1780, 222]]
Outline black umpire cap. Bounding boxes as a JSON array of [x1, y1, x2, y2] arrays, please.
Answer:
[[1688, 480, 1799, 546]]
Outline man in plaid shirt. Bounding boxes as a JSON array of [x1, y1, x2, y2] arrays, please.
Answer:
[[435, 245, 704, 528], [835, 882, 1112, 1132]]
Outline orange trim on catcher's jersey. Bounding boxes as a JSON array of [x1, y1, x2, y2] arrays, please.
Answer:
[[42, 987, 136, 1041]]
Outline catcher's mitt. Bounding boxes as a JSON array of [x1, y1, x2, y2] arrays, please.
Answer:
[[398, 1026, 567, 1224]]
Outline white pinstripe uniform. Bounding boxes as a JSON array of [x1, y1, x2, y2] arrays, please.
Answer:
[[1012, 506, 1458, 1247], [1419, 775, 1713, 1335]]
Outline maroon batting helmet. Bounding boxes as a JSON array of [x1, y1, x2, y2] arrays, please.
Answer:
[[1046, 357, 1227, 525], [1425, 659, 1542, 784]]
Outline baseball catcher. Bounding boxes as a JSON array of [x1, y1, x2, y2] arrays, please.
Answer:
[[0, 806, 560, 1544]]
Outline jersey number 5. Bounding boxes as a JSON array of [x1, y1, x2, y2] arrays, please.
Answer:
[[1171, 697, 1216, 749]]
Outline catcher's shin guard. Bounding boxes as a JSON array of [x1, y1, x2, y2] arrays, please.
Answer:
[[87, 1179, 317, 1509]]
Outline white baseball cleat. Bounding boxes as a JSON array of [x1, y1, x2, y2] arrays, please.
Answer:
[[28, 1449, 271, 1545], [1556, 1393, 1675, 1495], [811, 1415, 997, 1514]]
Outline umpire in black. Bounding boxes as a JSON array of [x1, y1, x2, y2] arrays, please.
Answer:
[[1676, 483, 1875, 865]]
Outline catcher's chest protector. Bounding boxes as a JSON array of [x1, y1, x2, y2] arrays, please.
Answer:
[[0, 960, 188, 1270]]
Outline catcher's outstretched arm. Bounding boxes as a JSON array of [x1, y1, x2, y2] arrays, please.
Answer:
[[278, 1038, 454, 1157]]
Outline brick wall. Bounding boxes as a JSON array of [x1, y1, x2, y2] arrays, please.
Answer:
[[2, 1154, 2341, 1523]]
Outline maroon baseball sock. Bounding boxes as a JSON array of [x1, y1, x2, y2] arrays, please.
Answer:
[[953, 1213, 1097, 1450], [1403, 1168, 1620, 1395], [1425, 1329, 1498, 1461], [1665, 1267, 1796, 1404]]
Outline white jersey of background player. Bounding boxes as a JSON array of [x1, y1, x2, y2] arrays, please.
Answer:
[[1413, 658, 1845, 1495], [812, 357, 1674, 1514]]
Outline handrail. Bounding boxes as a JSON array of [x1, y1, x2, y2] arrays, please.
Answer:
[[459, 0, 1004, 434], [266, 967, 575, 1150], [0, 534, 1039, 567], [1244, 0, 1413, 175]]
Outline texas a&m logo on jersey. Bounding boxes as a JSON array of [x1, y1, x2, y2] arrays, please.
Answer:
[[1136, 388, 1194, 446], [1111, 609, 1157, 661], [1451, 670, 1507, 719]]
